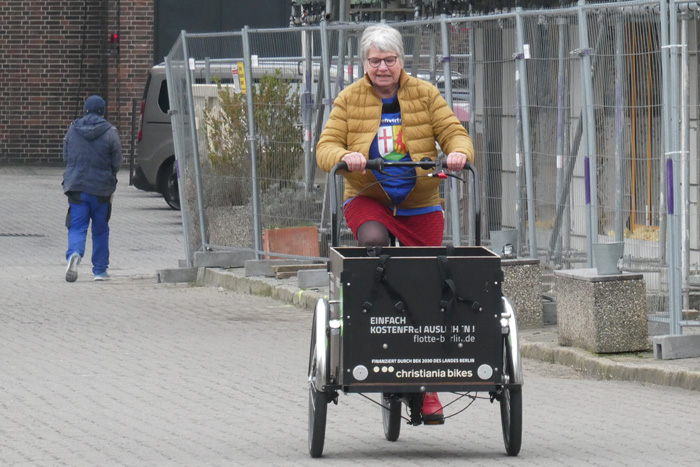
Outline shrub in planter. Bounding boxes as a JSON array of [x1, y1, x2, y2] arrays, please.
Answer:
[[203, 71, 303, 203]]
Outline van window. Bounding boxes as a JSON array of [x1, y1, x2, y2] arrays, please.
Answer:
[[158, 80, 170, 114]]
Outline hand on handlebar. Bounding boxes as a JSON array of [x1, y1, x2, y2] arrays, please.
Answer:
[[341, 152, 367, 174], [446, 152, 468, 172]]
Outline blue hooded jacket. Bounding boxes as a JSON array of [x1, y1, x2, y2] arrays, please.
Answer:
[[62, 113, 123, 197]]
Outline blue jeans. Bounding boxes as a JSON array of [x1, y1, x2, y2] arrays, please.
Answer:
[[65, 192, 112, 275]]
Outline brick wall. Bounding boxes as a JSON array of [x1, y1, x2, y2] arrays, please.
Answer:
[[0, 0, 153, 166]]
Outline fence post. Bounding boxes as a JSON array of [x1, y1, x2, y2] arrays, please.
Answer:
[[614, 15, 625, 244], [320, 21, 333, 127], [659, 0, 670, 266], [681, 12, 691, 311], [514, 40, 524, 257], [467, 21, 477, 245], [553, 16, 569, 264], [659, 0, 678, 333], [668, 0, 682, 334], [440, 15, 461, 246], [129, 97, 137, 186], [515, 8, 537, 259], [302, 29, 315, 191], [181, 32, 209, 252], [164, 54, 194, 266], [577, 0, 597, 267], [242, 26, 263, 259], [336, 1, 348, 94]]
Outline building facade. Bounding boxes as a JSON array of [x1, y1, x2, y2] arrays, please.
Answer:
[[0, 0, 152, 165]]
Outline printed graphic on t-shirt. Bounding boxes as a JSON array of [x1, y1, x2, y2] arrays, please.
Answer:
[[376, 124, 407, 161], [368, 97, 416, 207]]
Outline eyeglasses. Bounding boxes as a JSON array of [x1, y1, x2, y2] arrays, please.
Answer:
[[366, 56, 398, 68]]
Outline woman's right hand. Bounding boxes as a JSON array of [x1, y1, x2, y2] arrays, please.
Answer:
[[341, 152, 367, 174]]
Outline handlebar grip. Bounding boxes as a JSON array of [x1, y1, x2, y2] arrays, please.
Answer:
[[364, 159, 383, 170], [334, 159, 383, 172]]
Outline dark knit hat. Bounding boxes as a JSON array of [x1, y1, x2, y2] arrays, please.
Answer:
[[84, 95, 106, 115]]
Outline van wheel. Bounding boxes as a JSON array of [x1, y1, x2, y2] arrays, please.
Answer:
[[161, 159, 180, 210]]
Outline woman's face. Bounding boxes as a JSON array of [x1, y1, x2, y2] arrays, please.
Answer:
[[365, 46, 403, 96]]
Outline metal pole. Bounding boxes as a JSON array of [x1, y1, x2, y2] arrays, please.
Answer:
[[554, 17, 568, 264], [440, 15, 461, 246], [467, 22, 476, 245], [181, 32, 209, 252], [614, 12, 625, 244], [668, 0, 682, 334], [129, 97, 137, 186], [242, 26, 263, 259], [429, 26, 437, 86], [577, 0, 597, 267], [681, 12, 690, 311], [659, 0, 670, 266], [514, 48, 524, 257], [320, 21, 333, 127], [515, 8, 537, 258], [164, 53, 194, 266], [336, 2, 347, 94], [303, 30, 314, 190]]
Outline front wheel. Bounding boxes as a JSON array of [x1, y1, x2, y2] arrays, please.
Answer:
[[500, 335, 523, 456], [308, 304, 329, 457], [308, 384, 328, 458], [381, 394, 401, 441]]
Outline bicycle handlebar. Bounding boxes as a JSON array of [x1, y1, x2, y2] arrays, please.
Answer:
[[329, 158, 480, 247], [332, 157, 455, 174]]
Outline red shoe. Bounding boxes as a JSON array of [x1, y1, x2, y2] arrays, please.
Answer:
[[421, 392, 444, 423]]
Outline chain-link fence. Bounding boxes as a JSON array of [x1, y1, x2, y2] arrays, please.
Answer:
[[166, 0, 700, 332]]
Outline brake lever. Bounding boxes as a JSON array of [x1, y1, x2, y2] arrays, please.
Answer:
[[428, 157, 466, 182]]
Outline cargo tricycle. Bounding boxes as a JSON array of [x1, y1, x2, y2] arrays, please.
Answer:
[[308, 159, 523, 458]]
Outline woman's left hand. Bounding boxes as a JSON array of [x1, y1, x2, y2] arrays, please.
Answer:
[[446, 152, 468, 172]]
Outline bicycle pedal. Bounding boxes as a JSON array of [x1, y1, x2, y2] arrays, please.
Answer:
[[423, 418, 445, 426]]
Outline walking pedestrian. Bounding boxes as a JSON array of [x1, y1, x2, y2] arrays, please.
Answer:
[[62, 95, 123, 282]]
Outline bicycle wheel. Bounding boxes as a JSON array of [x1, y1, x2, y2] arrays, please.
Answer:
[[500, 334, 522, 456], [308, 303, 329, 458], [308, 383, 328, 458], [381, 394, 401, 441]]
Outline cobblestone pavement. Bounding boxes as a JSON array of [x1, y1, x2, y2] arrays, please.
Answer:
[[2, 167, 700, 466]]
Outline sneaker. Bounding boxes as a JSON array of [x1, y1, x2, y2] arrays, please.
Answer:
[[65, 253, 80, 282], [93, 272, 109, 281], [421, 392, 444, 423]]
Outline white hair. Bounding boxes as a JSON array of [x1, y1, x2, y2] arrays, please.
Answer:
[[360, 23, 405, 63]]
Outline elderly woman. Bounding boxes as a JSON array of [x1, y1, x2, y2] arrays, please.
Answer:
[[316, 23, 474, 422], [317, 23, 473, 248]]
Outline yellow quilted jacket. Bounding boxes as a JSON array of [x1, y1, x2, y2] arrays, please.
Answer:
[[316, 69, 474, 209]]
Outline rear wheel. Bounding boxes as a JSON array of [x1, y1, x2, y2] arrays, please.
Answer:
[[381, 394, 402, 441], [500, 335, 522, 456], [161, 159, 180, 210]]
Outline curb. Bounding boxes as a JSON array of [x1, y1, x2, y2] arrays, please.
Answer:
[[199, 268, 700, 392], [196, 268, 327, 312], [520, 341, 700, 392]]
